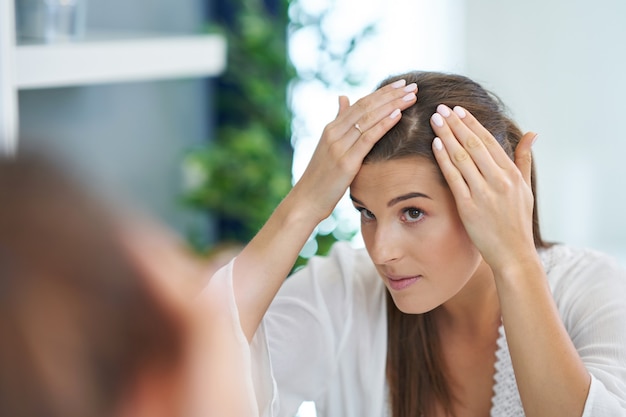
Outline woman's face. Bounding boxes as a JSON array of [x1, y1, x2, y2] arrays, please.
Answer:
[[350, 156, 484, 314]]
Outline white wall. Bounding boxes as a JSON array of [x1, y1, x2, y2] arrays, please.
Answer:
[[463, 0, 626, 265]]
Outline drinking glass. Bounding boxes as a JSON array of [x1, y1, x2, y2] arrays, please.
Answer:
[[16, 0, 87, 43]]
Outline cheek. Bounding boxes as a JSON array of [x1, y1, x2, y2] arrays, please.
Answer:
[[393, 229, 482, 314], [437, 217, 475, 254], [426, 215, 480, 265], [407, 213, 481, 284], [421, 218, 483, 295]]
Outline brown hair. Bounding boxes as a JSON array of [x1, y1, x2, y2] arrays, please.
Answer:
[[0, 153, 186, 417], [365, 71, 549, 417]]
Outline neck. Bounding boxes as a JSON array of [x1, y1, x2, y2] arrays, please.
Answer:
[[435, 260, 501, 340]]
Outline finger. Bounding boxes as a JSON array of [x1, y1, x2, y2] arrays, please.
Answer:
[[433, 105, 520, 184], [328, 83, 417, 156], [446, 105, 513, 169], [337, 95, 350, 116], [349, 106, 404, 158], [431, 136, 471, 200], [358, 84, 416, 129], [342, 80, 417, 134], [430, 110, 486, 188], [323, 81, 415, 149], [350, 83, 417, 142], [515, 132, 538, 187]]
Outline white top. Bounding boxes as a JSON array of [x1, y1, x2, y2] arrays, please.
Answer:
[[195, 261, 260, 417], [248, 242, 626, 417]]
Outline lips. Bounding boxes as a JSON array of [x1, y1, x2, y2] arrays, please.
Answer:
[[385, 274, 422, 291]]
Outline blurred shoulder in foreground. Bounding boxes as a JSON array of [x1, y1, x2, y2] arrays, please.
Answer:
[[0, 151, 243, 417]]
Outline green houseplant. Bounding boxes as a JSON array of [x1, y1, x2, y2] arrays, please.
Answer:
[[182, 0, 376, 269], [182, 0, 294, 247]]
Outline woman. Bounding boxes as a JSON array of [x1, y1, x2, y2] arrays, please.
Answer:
[[230, 71, 626, 416]]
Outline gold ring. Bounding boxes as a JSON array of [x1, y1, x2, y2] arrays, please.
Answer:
[[354, 123, 363, 135]]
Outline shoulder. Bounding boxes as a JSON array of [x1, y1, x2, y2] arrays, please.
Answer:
[[285, 241, 384, 304], [540, 244, 626, 288], [539, 243, 626, 326], [301, 241, 373, 271], [291, 241, 381, 287]]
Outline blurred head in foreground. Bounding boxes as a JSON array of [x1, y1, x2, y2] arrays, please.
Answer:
[[0, 152, 213, 417]]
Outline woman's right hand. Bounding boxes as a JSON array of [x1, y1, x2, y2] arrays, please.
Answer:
[[292, 79, 418, 222]]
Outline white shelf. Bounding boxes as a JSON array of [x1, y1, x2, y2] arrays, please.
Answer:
[[0, 3, 228, 153], [16, 32, 227, 89]]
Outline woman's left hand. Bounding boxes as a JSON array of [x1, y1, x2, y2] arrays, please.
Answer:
[[429, 104, 538, 274]]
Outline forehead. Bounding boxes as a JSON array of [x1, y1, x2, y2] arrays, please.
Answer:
[[350, 157, 444, 198]]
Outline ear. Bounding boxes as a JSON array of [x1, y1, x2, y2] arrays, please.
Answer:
[[514, 132, 538, 187]]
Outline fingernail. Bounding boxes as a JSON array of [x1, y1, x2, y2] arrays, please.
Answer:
[[389, 108, 401, 119], [531, 133, 539, 146], [433, 137, 443, 150], [402, 93, 416, 102], [437, 104, 451, 117], [391, 79, 406, 88], [404, 83, 417, 92], [431, 113, 444, 127], [453, 106, 466, 118]]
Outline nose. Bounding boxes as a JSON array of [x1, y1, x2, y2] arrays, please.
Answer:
[[366, 224, 403, 265]]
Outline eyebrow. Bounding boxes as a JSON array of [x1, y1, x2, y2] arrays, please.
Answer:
[[350, 192, 432, 208]]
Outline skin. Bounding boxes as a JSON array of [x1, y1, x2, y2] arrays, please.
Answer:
[[349, 157, 485, 315]]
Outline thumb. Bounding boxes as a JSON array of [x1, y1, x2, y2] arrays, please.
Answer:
[[515, 132, 538, 187], [337, 95, 350, 117]]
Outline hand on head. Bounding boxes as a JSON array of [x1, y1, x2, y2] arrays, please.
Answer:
[[293, 79, 417, 222], [430, 104, 539, 272]]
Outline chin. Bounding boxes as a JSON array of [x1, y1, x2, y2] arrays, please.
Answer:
[[388, 291, 440, 315]]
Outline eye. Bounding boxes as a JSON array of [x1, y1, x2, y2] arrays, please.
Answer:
[[401, 207, 424, 223], [355, 207, 376, 222]]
